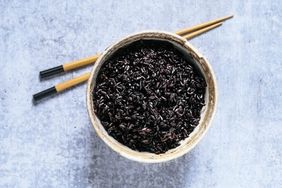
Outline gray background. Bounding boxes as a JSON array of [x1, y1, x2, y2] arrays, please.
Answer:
[[1, 0, 281, 187]]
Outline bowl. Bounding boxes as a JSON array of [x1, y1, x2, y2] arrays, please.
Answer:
[[86, 31, 217, 163]]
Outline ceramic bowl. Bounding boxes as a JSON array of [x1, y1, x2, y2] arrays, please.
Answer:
[[87, 31, 217, 163]]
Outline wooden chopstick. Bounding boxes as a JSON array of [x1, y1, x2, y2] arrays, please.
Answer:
[[33, 21, 226, 102], [39, 54, 100, 79], [33, 72, 91, 102], [183, 22, 222, 40], [175, 15, 233, 36], [39, 15, 233, 79]]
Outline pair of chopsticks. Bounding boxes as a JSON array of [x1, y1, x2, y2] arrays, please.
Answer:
[[33, 15, 233, 102]]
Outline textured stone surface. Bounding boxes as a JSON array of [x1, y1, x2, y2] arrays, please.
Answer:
[[0, 0, 281, 187]]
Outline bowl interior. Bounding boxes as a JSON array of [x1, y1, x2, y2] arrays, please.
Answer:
[[87, 31, 217, 163]]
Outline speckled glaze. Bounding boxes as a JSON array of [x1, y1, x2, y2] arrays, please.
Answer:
[[86, 31, 217, 163]]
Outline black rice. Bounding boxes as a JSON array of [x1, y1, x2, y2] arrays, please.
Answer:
[[93, 40, 206, 154]]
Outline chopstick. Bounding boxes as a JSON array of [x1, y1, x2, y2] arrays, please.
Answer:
[[183, 22, 222, 40], [33, 72, 91, 102], [39, 54, 100, 79], [175, 15, 233, 36], [39, 15, 233, 79], [33, 20, 226, 102]]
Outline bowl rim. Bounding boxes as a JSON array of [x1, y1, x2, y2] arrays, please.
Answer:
[[86, 30, 217, 163]]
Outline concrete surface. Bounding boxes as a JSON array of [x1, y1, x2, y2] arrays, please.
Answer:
[[0, 0, 281, 187]]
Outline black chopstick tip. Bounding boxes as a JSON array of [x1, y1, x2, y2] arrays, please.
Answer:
[[33, 86, 57, 103], [39, 65, 64, 79]]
